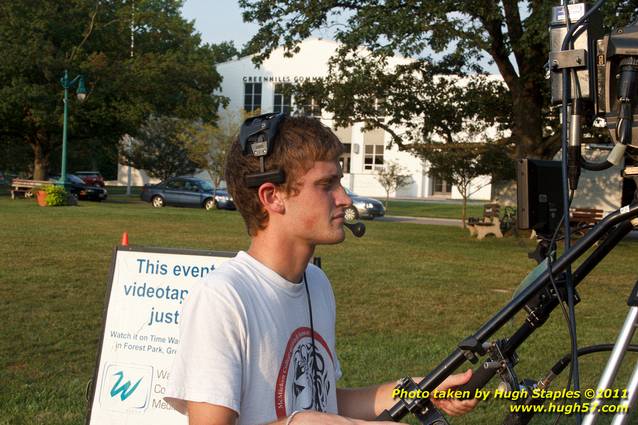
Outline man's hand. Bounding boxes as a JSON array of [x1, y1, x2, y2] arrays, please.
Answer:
[[430, 369, 479, 416]]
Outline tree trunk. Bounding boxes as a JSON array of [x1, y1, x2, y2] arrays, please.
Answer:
[[385, 190, 390, 212], [511, 82, 545, 160], [31, 138, 50, 181], [461, 185, 468, 228]]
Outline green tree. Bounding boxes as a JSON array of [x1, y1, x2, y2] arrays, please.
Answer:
[[183, 109, 251, 188], [376, 161, 411, 212], [0, 0, 233, 180], [240, 0, 638, 159], [120, 116, 198, 181], [420, 141, 514, 226]]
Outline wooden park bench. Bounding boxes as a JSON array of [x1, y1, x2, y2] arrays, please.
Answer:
[[467, 203, 503, 240], [10, 178, 50, 199], [569, 207, 604, 236]]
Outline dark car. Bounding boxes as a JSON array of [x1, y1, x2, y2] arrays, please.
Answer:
[[141, 177, 236, 210], [49, 174, 108, 201], [74, 171, 105, 187], [345, 188, 385, 219]]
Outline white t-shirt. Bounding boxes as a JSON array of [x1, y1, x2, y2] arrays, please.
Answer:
[[165, 251, 342, 424]]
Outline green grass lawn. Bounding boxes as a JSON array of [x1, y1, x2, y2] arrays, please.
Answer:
[[1, 196, 637, 424], [384, 200, 485, 220]]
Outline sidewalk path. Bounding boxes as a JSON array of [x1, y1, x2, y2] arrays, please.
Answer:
[[378, 215, 638, 241], [377, 215, 464, 227]]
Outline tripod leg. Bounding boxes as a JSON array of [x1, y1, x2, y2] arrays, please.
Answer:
[[610, 358, 638, 425], [582, 306, 638, 425]]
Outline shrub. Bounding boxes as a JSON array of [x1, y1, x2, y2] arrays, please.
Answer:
[[43, 185, 67, 206]]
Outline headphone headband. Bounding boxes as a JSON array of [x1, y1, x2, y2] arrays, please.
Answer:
[[239, 113, 286, 188]]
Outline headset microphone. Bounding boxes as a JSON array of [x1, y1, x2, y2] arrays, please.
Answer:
[[344, 206, 366, 238]]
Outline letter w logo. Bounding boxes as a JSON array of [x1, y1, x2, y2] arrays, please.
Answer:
[[110, 371, 142, 401]]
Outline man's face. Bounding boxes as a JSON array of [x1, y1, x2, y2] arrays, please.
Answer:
[[281, 161, 352, 245]]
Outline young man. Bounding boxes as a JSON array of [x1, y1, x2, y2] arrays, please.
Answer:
[[165, 115, 477, 424]]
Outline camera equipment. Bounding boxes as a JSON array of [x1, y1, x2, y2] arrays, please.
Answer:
[[596, 21, 638, 150], [549, 3, 601, 107], [239, 112, 286, 188], [517, 159, 564, 237], [377, 2, 638, 424]]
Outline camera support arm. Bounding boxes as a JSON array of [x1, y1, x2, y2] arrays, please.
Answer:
[[377, 201, 638, 423]]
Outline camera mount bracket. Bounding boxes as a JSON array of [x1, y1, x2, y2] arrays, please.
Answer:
[[550, 49, 588, 70], [387, 377, 449, 425]]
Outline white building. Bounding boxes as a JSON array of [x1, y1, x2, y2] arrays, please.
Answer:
[[117, 38, 492, 200], [216, 38, 492, 200]]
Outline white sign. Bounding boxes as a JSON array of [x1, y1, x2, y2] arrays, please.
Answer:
[[86, 246, 235, 425]]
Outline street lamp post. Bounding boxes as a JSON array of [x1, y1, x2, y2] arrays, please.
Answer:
[[59, 70, 87, 187]]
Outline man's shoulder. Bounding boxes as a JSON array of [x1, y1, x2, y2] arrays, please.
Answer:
[[306, 263, 332, 288], [306, 262, 326, 277], [198, 254, 258, 295]]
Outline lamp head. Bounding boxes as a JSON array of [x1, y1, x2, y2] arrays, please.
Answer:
[[76, 75, 87, 102]]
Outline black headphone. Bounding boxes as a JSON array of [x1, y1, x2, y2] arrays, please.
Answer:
[[239, 112, 286, 188]]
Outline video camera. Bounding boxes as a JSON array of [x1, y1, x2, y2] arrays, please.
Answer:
[[549, 2, 638, 150], [519, 2, 638, 237]]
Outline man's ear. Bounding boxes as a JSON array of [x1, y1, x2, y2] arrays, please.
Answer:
[[257, 182, 285, 215]]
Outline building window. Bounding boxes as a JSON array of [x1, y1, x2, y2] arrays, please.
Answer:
[[339, 143, 351, 174], [273, 83, 292, 114], [364, 144, 384, 171], [303, 98, 321, 118], [432, 176, 452, 194], [244, 82, 262, 112]]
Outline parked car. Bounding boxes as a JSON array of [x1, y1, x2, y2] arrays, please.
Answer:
[[345, 188, 385, 219], [74, 171, 105, 187], [49, 174, 108, 201], [141, 177, 236, 210]]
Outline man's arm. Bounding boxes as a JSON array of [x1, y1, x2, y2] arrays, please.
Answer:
[[187, 401, 397, 425], [337, 370, 479, 420], [187, 402, 237, 425]]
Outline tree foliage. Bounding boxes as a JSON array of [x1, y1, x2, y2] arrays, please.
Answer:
[[240, 0, 638, 160], [181, 109, 250, 188], [421, 140, 514, 224], [0, 0, 235, 179], [120, 116, 198, 181]]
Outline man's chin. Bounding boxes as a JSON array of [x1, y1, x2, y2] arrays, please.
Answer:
[[316, 229, 346, 245]]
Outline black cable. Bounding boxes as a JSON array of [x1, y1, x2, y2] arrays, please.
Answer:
[[303, 271, 320, 411], [552, 344, 638, 376], [546, 189, 575, 425]]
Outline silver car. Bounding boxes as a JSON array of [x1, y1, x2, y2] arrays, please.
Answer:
[[345, 188, 385, 219]]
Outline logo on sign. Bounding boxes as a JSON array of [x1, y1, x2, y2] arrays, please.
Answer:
[[100, 363, 152, 412]]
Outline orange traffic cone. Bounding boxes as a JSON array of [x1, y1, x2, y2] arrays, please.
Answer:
[[120, 232, 129, 246]]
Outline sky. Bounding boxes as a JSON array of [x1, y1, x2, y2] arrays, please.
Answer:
[[181, 0, 259, 49]]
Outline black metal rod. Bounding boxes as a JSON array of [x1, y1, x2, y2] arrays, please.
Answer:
[[377, 202, 638, 422]]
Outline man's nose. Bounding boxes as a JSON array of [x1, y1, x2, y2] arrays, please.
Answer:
[[336, 185, 352, 207]]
